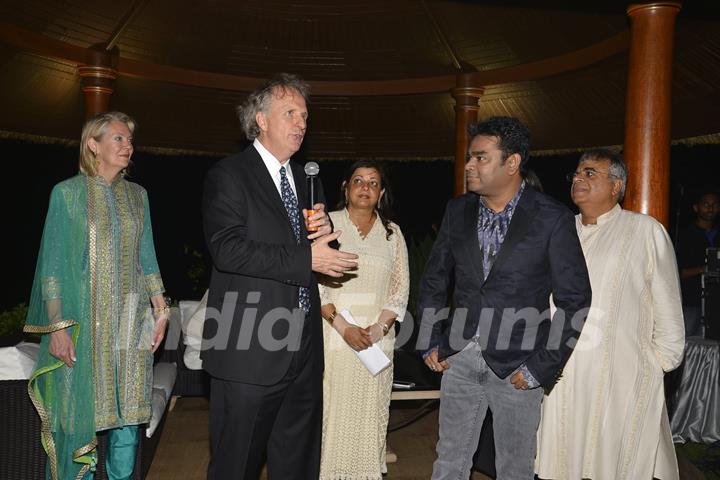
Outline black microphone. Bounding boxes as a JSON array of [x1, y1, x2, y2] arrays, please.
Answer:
[[304, 162, 320, 231]]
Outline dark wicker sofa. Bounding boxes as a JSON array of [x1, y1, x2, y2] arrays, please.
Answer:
[[0, 378, 170, 480]]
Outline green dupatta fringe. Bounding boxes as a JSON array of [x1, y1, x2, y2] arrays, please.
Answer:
[[24, 175, 98, 480]]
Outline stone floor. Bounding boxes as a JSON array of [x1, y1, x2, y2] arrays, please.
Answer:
[[147, 396, 489, 480], [146, 396, 700, 480]]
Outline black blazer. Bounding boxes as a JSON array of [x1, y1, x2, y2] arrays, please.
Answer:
[[200, 145, 325, 385], [419, 187, 591, 389]]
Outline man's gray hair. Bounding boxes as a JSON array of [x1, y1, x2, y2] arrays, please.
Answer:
[[237, 73, 310, 140], [578, 148, 628, 203]]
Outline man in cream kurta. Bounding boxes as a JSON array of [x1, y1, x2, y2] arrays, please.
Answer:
[[536, 149, 685, 480]]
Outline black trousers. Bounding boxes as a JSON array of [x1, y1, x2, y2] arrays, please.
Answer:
[[207, 323, 321, 480]]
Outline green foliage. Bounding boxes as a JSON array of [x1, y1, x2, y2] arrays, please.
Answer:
[[183, 244, 209, 294], [0, 303, 28, 337], [406, 234, 435, 320]]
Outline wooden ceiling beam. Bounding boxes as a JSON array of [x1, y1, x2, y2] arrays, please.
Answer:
[[0, 22, 628, 96], [0, 22, 87, 64], [461, 29, 629, 85], [105, 0, 152, 50], [420, 0, 464, 71]]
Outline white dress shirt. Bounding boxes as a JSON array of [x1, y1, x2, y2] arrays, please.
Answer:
[[253, 139, 306, 311], [253, 138, 298, 198]]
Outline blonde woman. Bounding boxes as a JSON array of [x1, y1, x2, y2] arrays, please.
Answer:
[[25, 111, 169, 480]]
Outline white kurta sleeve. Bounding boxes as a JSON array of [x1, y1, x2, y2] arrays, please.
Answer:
[[649, 221, 686, 371], [381, 224, 410, 321]]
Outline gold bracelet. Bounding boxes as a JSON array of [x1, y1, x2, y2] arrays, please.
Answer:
[[153, 305, 170, 317], [378, 321, 390, 336]]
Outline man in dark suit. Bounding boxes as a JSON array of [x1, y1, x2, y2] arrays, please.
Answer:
[[420, 116, 591, 479], [201, 73, 358, 479]]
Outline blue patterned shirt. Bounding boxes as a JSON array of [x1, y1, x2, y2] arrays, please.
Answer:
[[477, 182, 539, 389], [477, 181, 525, 281]]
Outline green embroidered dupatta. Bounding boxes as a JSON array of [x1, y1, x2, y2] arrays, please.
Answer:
[[25, 175, 96, 479], [24, 174, 164, 480]]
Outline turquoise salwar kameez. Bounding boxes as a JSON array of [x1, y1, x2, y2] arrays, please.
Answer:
[[25, 174, 164, 480]]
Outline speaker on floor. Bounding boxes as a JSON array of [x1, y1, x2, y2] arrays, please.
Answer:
[[703, 276, 720, 341]]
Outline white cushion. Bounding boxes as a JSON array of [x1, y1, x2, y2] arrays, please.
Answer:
[[180, 291, 208, 370], [153, 361, 177, 401], [146, 362, 177, 438], [0, 341, 40, 380], [146, 387, 167, 438]]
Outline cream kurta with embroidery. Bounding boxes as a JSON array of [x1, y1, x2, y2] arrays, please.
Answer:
[[536, 205, 685, 480], [319, 209, 409, 480]]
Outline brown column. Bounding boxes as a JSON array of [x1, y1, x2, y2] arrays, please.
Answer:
[[623, 2, 681, 227], [452, 75, 484, 196], [77, 44, 119, 118]]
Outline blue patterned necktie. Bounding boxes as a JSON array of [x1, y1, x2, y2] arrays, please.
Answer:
[[279, 166, 311, 313]]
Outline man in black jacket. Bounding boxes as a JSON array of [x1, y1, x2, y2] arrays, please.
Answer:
[[201, 73, 357, 479], [420, 116, 591, 479]]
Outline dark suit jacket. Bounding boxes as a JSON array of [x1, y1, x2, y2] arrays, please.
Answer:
[[200, 145, 324, 385], [419, 187, 591, 389]]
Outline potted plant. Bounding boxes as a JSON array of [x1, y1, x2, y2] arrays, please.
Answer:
[[0, 303, 29, 347]]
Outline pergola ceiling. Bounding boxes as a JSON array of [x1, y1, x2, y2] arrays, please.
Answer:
[[0, 0, 719, 159]]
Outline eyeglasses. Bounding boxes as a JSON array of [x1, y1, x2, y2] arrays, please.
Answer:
[[566, 168, 618, 182]]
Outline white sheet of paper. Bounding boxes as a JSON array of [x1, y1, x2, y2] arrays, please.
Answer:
[[340, 309, 391, 376]]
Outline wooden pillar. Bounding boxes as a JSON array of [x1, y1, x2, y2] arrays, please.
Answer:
[[452, 75, 484, 196], [623, 2, 681, 227], [77, 44, 119, 118]]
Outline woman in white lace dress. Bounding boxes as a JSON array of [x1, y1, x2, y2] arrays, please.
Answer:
[[319, 161, 410, 479]]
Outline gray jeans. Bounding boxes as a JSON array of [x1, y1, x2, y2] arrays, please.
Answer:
[[431, 343, 543, 480]]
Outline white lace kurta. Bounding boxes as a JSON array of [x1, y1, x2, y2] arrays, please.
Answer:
[[536, 205, 685, 480], [319, 209, 410, 480]]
